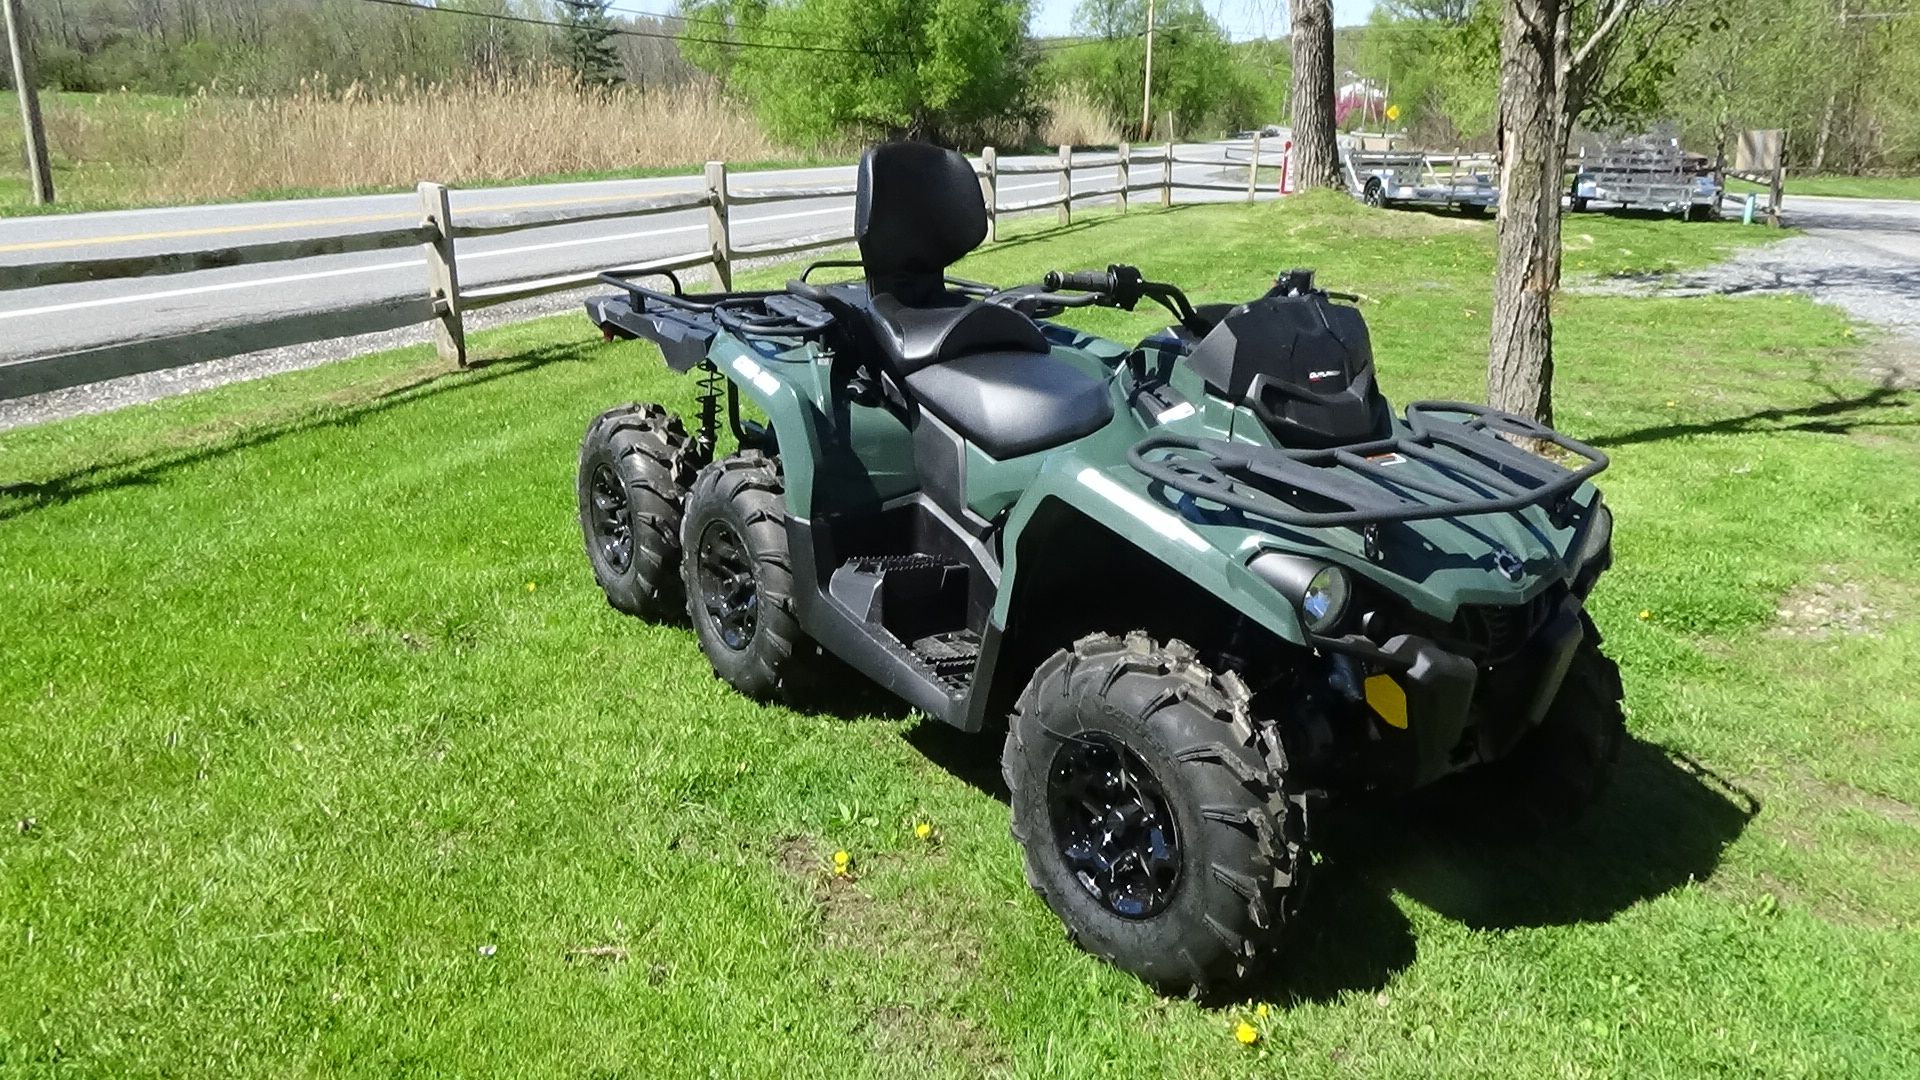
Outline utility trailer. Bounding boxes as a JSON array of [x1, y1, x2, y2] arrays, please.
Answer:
[[1569, 134, 1720, 220], [1340, 142, 1499, 214]]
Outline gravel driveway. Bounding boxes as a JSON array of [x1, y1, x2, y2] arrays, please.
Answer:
[[1583, 194, 1920, 384]]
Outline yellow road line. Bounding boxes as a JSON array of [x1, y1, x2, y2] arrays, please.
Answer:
[[0, 186, 709, 256], [0, 211, 415, 254]]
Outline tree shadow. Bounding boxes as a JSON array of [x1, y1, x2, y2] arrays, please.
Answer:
[[1590, 382, 1916, 449], [1243, 738, 1758, 1006], [0, 342, 587, 522]]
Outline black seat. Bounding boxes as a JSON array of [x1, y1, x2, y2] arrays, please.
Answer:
[[838, 142, 1110, 457]]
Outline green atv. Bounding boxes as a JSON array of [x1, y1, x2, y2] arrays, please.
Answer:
[[577, 142, 1623, 994]]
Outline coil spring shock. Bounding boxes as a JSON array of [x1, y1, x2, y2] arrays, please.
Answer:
[[694, 359, 722, 457]]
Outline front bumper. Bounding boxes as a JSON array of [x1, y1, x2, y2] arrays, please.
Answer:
[[1312, 592, 1586, 788]]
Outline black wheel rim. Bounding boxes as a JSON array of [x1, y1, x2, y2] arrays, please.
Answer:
[[695, 519, 758, 651], [588, 462, 633, 574], [1047, 733, 1182, 919]]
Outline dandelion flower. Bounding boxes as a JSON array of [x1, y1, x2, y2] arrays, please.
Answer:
[[1234, 1020, 1260, 1046], [1638, 609, 1651, 620], [1255, 1003, 1269, 1018], [832, 850, 851, 875], [914, 822, 933, 840], [525, 581, 537, 592]]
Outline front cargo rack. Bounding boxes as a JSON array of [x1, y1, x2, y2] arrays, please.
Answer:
[[1127, 401, 1608, 528]]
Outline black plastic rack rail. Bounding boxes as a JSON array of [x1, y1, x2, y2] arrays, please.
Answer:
[[1126, 401, 1608, 528]]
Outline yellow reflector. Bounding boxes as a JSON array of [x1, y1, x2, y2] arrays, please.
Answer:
[[1365, 674, 1409, 730]]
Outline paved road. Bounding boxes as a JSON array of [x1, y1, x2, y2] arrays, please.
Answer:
[[0, 141, 1272, 365]]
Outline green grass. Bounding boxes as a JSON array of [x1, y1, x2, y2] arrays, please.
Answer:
[[4, 195, 1918, 1077], [1728, 173, 1920, 201]]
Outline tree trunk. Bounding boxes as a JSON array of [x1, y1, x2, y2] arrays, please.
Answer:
[[1289, 0, 1338, 189], [1488, 0, 1572, 428]]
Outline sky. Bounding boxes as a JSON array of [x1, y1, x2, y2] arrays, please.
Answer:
[[1030, 0, 1379, 41]]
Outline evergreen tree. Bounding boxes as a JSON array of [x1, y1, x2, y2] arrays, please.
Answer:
[[559, 0, 623, 85]]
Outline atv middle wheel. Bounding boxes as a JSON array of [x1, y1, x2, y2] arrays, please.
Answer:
[[680, 451, 816, 700], [1003, 632, 1309, 995], [577, 403, 703, 620]]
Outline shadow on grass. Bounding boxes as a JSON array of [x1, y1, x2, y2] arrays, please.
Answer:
[[0, 343, 585, 522], [1249, 738, 1758, 1006], [1591, 383, 1917, 449], [895, 700, 1757, 1007]]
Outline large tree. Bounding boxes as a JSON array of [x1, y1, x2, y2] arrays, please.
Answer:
[[1488, 0, 1689, 426], [679, 0, 1033, 147], [1288, 0, 1338, 187]]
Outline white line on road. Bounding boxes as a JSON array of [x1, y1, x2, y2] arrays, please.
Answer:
[[0, 164, 1228, 324]]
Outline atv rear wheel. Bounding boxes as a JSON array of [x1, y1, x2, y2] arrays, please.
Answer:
[[1444, 616, 1626, 834], [1002, 632, 1309, 995], [681, 451, 815, 700], [577, 403, 703, 620]]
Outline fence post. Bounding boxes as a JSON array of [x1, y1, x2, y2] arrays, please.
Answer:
[[1246, 131, 1262, 202], [417, 182, 466, 368], [1162, 141, 1174, 207], [1116, 143, 1129, 214], [1279, 139, 1293, 195], [1058, 144, 1072, 226], [982, 146, 999, 242], [705, 161, 733, 291]]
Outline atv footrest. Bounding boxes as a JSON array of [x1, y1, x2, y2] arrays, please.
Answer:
[[909, 630, 982, 692], [828, 554, 973, 665]]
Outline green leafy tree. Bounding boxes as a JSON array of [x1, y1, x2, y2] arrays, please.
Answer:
[[678, 0, 1035, 147], [1049, 0, 1265, 139]]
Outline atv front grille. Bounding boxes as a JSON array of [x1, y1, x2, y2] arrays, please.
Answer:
[[1448, 590, 1558, 664]]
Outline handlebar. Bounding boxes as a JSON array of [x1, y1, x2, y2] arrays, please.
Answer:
[[1041, 263, 1207, 334], [1044, 268, 1116, 293]]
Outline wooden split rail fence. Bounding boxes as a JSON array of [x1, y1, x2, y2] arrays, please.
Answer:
[[0, 140, 1283, 403]]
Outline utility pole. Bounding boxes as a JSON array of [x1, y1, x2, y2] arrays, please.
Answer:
[[4, 0, 53, 204], [1139, 0, 1156, 141]]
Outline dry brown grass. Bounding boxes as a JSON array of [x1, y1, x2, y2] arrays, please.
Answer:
[[1040, 84, 1120, 148], [28, 72, 779, 203]]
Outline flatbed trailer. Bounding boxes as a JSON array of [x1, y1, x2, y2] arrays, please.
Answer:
[[1570, 136, 1720, 220], [1341, 144, 1499, 213]]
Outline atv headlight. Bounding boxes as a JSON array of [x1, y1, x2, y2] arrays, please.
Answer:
[[1249, 553, 1352, 634], [1301, 566, 1351, 633]]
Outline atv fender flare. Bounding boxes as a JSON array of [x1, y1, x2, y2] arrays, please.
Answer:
[[963, 466, 1313, 731], [705, 336, 827, 517]]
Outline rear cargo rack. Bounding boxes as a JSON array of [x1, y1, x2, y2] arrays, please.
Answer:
[[1127, 401, 1607, 528], [596, 268, 837, 340]]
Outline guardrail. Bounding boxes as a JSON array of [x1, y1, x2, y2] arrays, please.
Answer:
[[0, 140, 1285, 402]]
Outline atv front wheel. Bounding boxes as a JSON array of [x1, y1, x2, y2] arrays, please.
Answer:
[[680, 451, 815, 700], [1003, 632, 1309, 995], [577, 403, 703, 620], [1443, 616, 1626, 834]]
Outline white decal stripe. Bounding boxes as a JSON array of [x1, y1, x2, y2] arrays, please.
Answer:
[[1076, 467, 1209, 552]]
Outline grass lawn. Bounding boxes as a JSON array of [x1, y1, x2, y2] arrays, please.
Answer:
[[1728, 173, 1920, 201], [4, 195, 1918, 1076]]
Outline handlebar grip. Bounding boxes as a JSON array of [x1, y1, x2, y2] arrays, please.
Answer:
[[1044, 269, 1115, 293]]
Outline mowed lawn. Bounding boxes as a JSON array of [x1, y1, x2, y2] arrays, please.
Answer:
[[3, 196, 1918, 1077]]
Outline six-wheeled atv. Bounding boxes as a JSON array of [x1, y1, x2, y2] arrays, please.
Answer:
[[575, 142, 1624, 994]]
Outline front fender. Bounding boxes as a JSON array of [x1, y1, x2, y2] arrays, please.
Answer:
[[996, 461, 1309, 648]]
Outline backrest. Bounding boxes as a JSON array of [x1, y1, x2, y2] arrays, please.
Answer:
[[856, 142, 987, 304]]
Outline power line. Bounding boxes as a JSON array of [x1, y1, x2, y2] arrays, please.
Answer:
[[356, 0, 908, 57], [601, 1, 816, 40]]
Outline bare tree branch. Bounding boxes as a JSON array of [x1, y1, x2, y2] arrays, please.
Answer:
[[1566, 0, 1635, 79]]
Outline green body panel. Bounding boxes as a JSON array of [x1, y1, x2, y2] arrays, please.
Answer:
[[704, 318, 1601, 641]]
